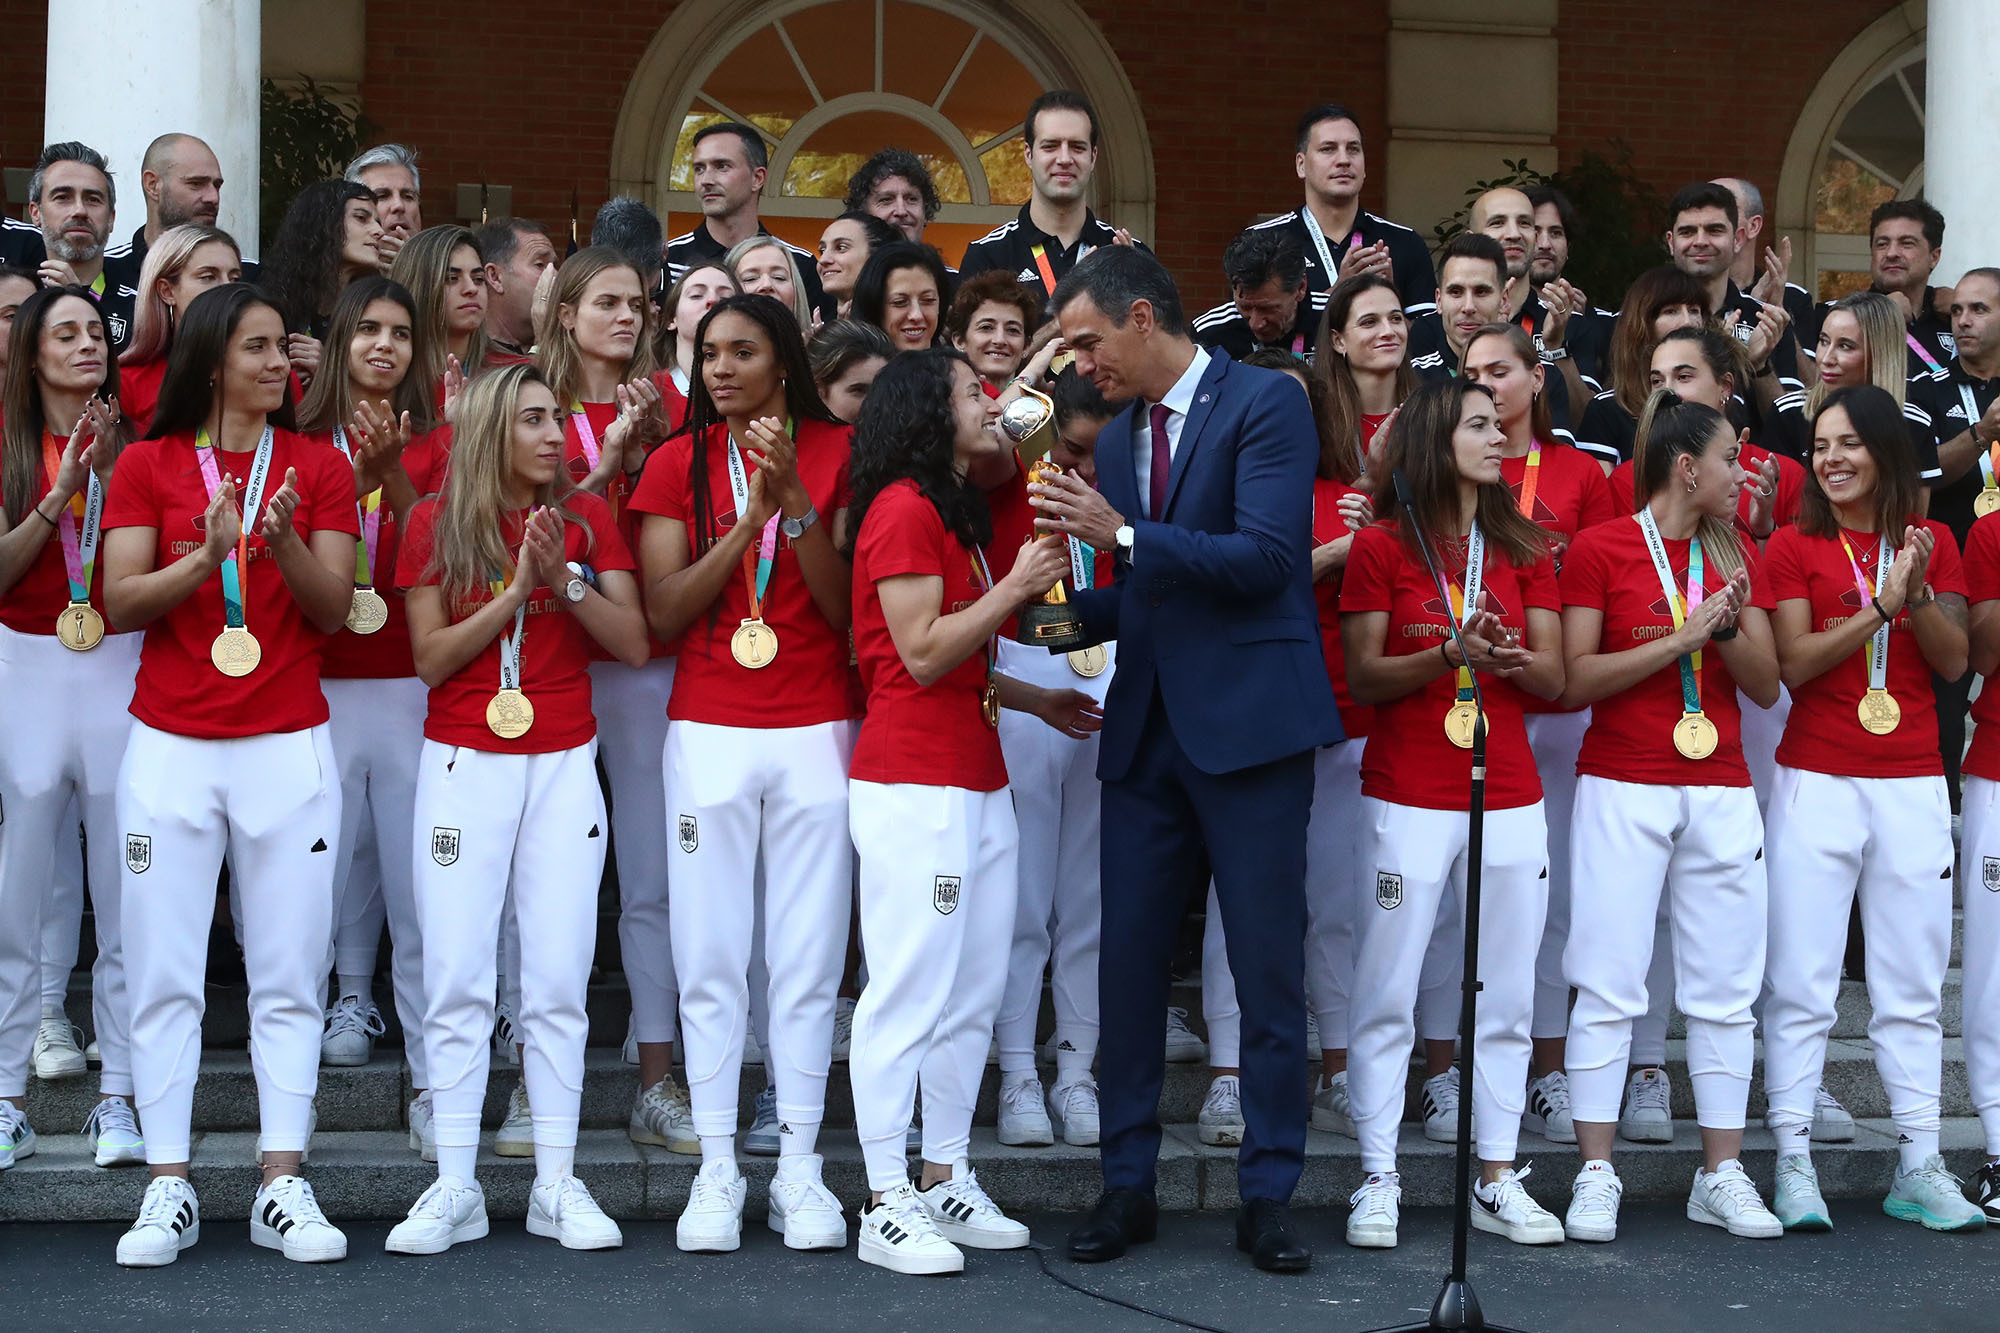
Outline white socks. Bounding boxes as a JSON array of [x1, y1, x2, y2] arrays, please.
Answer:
[[698, 1134, 734, 1166], [337, 975, 371, 1003], [534, 1145, 574, 1187]]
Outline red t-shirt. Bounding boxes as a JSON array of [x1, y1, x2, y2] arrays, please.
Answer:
[[0, 443, 122, 637], [317, 426, 451, 679], [1360, 412, 1393, 461], [119, 358, 168, 436], [1957, 513, 2000, 783], [1756, 518, 1966, 778], [396, 492, 632, 754], [981, 457, 1113, 642], [648, 369, 692, 433], [626, 418, 860, 728], [851, 479, 1007, 790], [1507, 439, 1614, 715], [101, 429, 360, 738], [1313, 477, 1371, 738], [1341, 522, 1557, 810], [562, 400, 680, 662], [1561, 516, 1756, 788], [1607, 442, 1804, 543]]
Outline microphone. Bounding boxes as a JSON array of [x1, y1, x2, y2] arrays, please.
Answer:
[[1391, 467, 1487, 736]]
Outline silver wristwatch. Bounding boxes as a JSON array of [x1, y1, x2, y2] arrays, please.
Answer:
[[780, 505, 819, 540]]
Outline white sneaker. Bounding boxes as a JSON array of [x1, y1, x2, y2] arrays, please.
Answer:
[[1164, 1007, 1207, 1063], [1564, 1162, 1622, 1242], [677, 1158, 747, 1252], [83, 1097, 144, 1167], [1305, 1011, 1323, 1061], [1689, 1160, 1783, 1238], [917, 1162, 1028, 1249], [117, 1175, 199, 1266], [745, 1084, 780, 1157], [1346, 1172, 1401, 1248], [996, 1074, 1053, 1147], [0, 1101, 38, 1169], [1772, 1155, 1833, 1231], [495, 1084, 533, 1158], [1618, 1067, 1673, 1143], [1811, 1085, 1855, 1143], [32, 1007, 87, 1080], [768, 1153, 848, 1250], [251, 1174, 348, 1262], [619, 1019, 639, 1066], [1049, 1078, 1101, 1147], [408, 1092, 436, 1162], [529, 1174, 623, 1250], [1421, 1068, 1460, 1143], [1198, 1075, 1245, 1147], [85, 1037, 100, 1066], [1883, 1154, 1987, 1232], [1471, 1165, 1563, 1245], [630, 1075, 699, 1154], [831, 997, 856, 1062], [385, 1175, 489, 1255], [493, 1003, 521, 1067], [1311, 1070, 1356, 1137], [1524, 1071, 1576, 1144], [319, 994, 384, 1067], [860, 1182, 964, 1274]]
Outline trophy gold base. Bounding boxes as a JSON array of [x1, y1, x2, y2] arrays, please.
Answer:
[[1016, 601, 1087, 651]]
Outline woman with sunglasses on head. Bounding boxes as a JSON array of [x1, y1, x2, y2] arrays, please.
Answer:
[[100, 282, 360, 1266], [1756, 383, 1980, 1234], [118, 225, 242, 431], [0, 287, 134, 1172], [1340, 378, 1566, 1251], [631, 293, 858, 1255], [382, 362, 648, 1255]]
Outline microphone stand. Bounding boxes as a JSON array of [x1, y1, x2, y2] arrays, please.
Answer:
[[1368, 470, 1522, 1333]]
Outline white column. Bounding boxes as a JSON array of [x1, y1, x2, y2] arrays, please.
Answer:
[[43, 0, 261, 256], [1925, 1, 2000, 286]]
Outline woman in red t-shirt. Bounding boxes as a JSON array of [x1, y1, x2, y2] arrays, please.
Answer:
[[630, 294, 858, 1255], [1954, 507, 2000, 1217], [120, 225, 242, 433], [388, 225, 491, 412], [807, 319, 893, 427], [1340, 378, 1565, 1250], [293, 274, 444, 1119], [654, 263, 736, 429], [1557, 391, 1783, 1243], [387, 362, 647, 1256], [1315, 273, 1419, 468], [845, 349, 1066, 1274], [1758, 383, 1982, 1232], [0, 288, 136, 1171], [100, 284, 359, 1267], [1464, 321, 1618, 1141]]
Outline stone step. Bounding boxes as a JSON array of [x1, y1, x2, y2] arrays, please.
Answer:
[[1, 1118, 1982, 1225], [20, 1035, 1980, 1137]]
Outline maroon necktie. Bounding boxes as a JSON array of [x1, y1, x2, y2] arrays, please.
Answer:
[[1148, 402, 1172, 520]]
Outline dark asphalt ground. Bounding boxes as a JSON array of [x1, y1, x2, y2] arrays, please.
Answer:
[[0, 1204, 1986, 1332]]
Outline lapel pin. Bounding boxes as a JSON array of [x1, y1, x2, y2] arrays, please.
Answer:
[[1199, 394, 1210, 404]]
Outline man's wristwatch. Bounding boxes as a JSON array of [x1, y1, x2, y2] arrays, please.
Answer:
[[780, 505, 818, 540], [1114, 524, 1135, 553]]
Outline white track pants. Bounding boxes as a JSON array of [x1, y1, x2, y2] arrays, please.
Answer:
[[37, 799, 83, 1008], [1739, 686, 1791, 818], [1350, 798, 1548, 1171], [993, 700, 1102, 1077], [1565, 778, 1764, 1128], [1764, 766, 1952, 1145], [849, 780, 1018, 1190], [415, 741, 604, 1156], [324, 676, 427, 1084], [1955, 776, 2000, 1156], [0, 627, 139, 1098], [1630, 905, 1675, 1068], [666, 720, 853, 1137], [120, 722, 339, 1162], [1527, 711, 1587, 1040], [593, 659, 678, 1046]]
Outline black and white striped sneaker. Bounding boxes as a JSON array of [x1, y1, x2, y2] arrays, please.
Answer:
[[858, 1183, 963, 1275], [116, 1176, 200, 1267], [916, 1162, 1030, 1249], [251, 1175, 348, 1262]]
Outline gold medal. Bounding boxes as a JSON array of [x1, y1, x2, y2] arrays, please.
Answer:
[[1443, 699, 1479, 749], [486, 687, 535, 739], [981, 681, 1000, 728], [211, 626, 261, 677], [1858, 687, 1901, 735], [1067, 644, 1107, 678], [1978, 488, 2000, 519], [731, 617, 778, 669], [346, 588, 389, 635], [1673, 711, 1719, 760], [55, 601, 103, 651]]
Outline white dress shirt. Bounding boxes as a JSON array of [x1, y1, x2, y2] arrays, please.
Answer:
[[1131, 346, 1211, 519]]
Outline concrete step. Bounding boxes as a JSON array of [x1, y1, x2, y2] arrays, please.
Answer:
[[2, 1118, 1983, 1225]]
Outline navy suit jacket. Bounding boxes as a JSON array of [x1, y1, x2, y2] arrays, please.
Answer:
[[1073, 349, 1343, 780]]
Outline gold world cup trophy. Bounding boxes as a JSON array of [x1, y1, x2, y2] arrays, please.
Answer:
[[999, 385, 1087, 650]]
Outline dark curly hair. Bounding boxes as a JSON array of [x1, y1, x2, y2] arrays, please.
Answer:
[[842, 348, 993, 560], [842, 148, 942, 224], [260, 179, 375, 336]]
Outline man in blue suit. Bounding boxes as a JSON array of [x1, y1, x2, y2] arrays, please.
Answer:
[[1028, 246, 1341, 1272]]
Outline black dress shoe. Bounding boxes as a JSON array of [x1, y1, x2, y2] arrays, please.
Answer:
[[1235, 1198, 1310, 1273], [1068, 1187, 1158, 1262]]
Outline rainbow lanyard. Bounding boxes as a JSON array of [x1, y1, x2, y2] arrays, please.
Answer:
[[1446, 522, 1487, 707], [1837, 529, 1893, 692], [570, 403, 617, 518], [1907, 331, 1943, 376], [1637, 509, 1706, 716], [328, 426, 384, 591], [489, 568, 527, 689], [194, 427, 274, 634], [723, 419, 796, 619], [38, 434, 102, 604]]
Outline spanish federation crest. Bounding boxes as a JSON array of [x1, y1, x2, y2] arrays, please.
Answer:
[[933, 875, 961, 915], [430, 826, 460, 867], [1376, 871, 1403, 910], [1984, 856, 2000, 893], [678, 815, 698, 853], [125, 834, 150, 874]]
